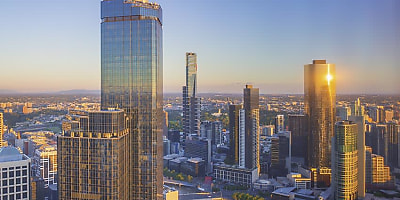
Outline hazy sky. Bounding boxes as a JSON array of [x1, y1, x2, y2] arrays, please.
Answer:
[[0, 0, 399, 94]]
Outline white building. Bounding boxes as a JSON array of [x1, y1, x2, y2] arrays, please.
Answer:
[[0, 146, 31, 200]]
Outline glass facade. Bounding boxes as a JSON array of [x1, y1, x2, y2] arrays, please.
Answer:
[[304, 60, 336, 168], [183, 52, 200, 137], [100, 0, 163, 199], [332, 121, 358, 200], [243, 85, 260, 170], [58, 110, 129, 200]]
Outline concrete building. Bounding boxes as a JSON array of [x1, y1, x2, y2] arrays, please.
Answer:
[[35, 146, 57, 188], [0, 146, 31, 200], [213, 163, 259, 187]]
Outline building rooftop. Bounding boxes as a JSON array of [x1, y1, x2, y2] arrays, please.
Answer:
[[0, 146, 28, 162]]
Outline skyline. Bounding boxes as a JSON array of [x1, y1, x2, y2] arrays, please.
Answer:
[[0, 0, 399, 94]]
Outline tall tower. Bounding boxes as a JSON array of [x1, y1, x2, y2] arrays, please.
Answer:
[[228, 104, 242, 164], [304, 60, 336, 168], [101, 0, 163, 199], [183, 52, 200, 138], [332, 121, 358, 200], [243, 85, 260, 170], [275, 114, 284, 134], [0, 112, 3, 147]]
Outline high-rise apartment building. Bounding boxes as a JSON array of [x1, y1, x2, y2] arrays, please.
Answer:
[[243, 85, 260, 170], [58, 110, 129, 199], [183, 52, 200, 138], [348, 115, 366, 198], [0, 112, 3, 147], [228, 104, 242, 164], [288, 114, 308, 160], [275, 115, 284, 134], [387, 122, 399, 168], [332, 121, 358, 200], [0, 147, 31, 200], [304, 60, 336, 168], [100, 0, 163, 199], [35, 146, 57, 188]]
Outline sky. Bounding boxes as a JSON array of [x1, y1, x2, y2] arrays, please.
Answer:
[[0, 0, 399, 94]]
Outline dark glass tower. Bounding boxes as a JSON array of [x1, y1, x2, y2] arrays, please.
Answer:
[[228, 104, 242, 164], [101, 0, 163, 199], [304, 60, 336, 168], [183, 52, 200, 138], [243, 85, 260, 170]]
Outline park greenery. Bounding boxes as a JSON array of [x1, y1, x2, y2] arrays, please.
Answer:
[[232, 192, 264, 200], [163, 168, 193, 182]]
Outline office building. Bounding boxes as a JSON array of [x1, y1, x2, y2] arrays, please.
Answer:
[[365, 146, 394, 190], [348, 115, 366, 198], [243, 85, 260, 170], [336, 106, 350, 121], [288, 114, 308, 160], [183, 52, 200, 138], [304, 60, 336, 168], [58, 110, 129, 199], [332, 121, 358, 200], [350, 98, 365, 117], [35, 146, 57, 188], [0, 112, 3, 147], [260, 125, 274, 137], [212, 121, 223, 146], [228, 104, 242, 164], [275, 115, 284, 134], [213, 163, 259, 187], [0, 146, 31, 200], [387, 122, 399, 168], [100, 0, 163, 198], [270, 131, 292, 177], [184, 136, 212, 174]]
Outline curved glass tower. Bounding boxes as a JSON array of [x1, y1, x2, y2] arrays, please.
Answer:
[[304, 60, 336, 168], [101, 0, 163, 199]]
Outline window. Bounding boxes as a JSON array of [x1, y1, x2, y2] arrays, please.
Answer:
[[22, 178, 27, 184], [22, 170, 27, 176], [2, 172, 7, 178], [3, 180, 7, 186]]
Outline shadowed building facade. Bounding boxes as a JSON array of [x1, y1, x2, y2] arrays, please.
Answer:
[[243, 85, 260, 170], [304, 60, 336, 168], [100, 0, 163, 198]]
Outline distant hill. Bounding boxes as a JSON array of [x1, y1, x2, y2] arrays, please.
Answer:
[[55, 90, 100, 95]]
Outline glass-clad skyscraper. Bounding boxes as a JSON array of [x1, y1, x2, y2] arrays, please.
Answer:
[[332, 121, 358, 200], [183, 52, 200, 138], [304, 60, 336, 168], [101, 0, 163, 199]]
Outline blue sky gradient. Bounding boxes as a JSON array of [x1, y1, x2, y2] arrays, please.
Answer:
[[0, 0, 399, 94]]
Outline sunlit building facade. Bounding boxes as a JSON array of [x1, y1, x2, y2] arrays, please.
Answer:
[[183, 52, 200, 138], [332, 121, 358, 200], [35, 146, 57, 187], [58, 110, 129, 199], [0, 113, 3, 147], [100, 0, 163, 199], [228, 104, 242, 164], [304, 60, 336, 168]]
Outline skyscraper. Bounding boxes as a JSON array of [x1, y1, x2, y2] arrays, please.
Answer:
[[100, 0, 163, 198], [332, 121, 358, 200], [228, 104, 242, 164], [349, 114, 366, 198], [183, 52, 200, 138], [58, 110, 129, 199], [0, 147, 31, 200], [288, 114, 308, 160], [243, 85, 260, 170], [304, 60, 336, 168], [275, 114, 284, 133], [0, 112, 3, 147]]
